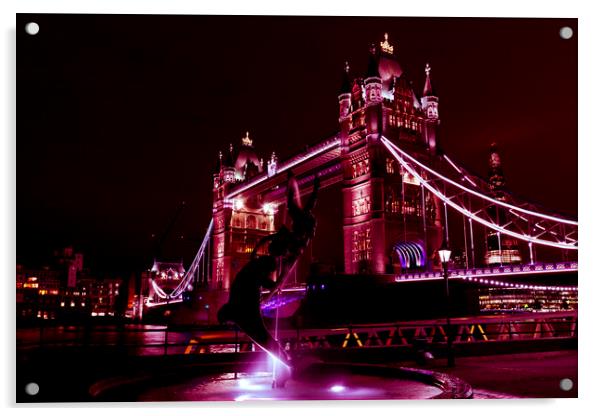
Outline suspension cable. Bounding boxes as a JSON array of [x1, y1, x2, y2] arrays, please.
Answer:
[[381, 138, 577, 250], [382, 137, 577, 226]]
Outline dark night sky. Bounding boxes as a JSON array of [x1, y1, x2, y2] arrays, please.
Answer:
[[17, 15, 577, 274]]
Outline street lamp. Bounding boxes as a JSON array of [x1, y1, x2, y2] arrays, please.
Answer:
[[438, 240, 455, 367]]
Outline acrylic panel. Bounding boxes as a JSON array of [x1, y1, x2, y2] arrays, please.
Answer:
[[17, 14, 577, 402]]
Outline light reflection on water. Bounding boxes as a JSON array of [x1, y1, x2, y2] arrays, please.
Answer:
[[136, 371, 443, 401], [17, 324, 208, 356]]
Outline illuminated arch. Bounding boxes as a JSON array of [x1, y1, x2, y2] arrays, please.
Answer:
[[392, 241, 426, 269]]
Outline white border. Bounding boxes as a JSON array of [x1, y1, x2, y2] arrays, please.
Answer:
[[3, 1, 601, 415]]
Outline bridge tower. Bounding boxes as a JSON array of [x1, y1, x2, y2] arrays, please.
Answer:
[[421, 63, 439, 153], [211, 133, 276, 290], [340, 34, 443, 275]]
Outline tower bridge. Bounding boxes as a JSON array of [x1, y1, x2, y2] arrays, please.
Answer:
[[146, 34, 577, 320]]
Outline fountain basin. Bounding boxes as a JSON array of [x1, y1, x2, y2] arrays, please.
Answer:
[[90, 359, 472, 401]]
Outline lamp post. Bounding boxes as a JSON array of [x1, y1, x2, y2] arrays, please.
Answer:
[[438, 240, 455, 367]]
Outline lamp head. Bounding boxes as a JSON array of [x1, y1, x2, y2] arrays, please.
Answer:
[[438, 240, 452, 264]]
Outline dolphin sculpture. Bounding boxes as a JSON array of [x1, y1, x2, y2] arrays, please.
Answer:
[[217, 172, 320, 382]]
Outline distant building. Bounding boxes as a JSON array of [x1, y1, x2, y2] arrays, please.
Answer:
[[16, 247, 124, 321], [484, 143, 522, 265], [53, 246, 84, 288]]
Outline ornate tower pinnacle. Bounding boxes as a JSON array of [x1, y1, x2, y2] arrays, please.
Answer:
[[421, 62, 439, 122], [380, 33, 394, 54], [423, 63, 433, 96], [267, 151, 278, 177], [242, 131, 253, 147], [339, 61, 352, 95], [339, 61, 353, 120], [365, 43, 382, 105]]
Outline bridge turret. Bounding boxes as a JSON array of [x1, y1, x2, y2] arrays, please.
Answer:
[[213, 151, 223, 189], [365, 43, 384, 141], [267, 151, 278, 177], [338, 61, 352, 121], [234, 132, 261, 181], [222, 143, 236, 183], [420, 63, 440, 153], [421, 63, 439, 119], [338, 61, 353, 155], [364, 44, 383, 105]]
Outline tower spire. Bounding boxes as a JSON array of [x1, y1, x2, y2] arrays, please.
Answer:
[[214, 151, 223, 174], [420, 62, 439, 122], [366, 43, 379, 78], [423, 63, 433, 96], [339, 61, 352, 94]]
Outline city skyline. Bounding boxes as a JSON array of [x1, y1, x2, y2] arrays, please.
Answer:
[[18, 15, 577, 274]]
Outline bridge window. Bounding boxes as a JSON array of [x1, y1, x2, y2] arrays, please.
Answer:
[[352, 196, 371, 216], [247, 215, 256, 229], [351, 159, 371, 179], [233, 215, 242, 228], [352, 228, 372, 263], [386, 158, 395, 175], [385, 186, 400, 214], [216, 262, 224, 288]]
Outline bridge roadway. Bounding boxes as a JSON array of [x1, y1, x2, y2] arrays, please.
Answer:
[[146, 260, 577, 309]]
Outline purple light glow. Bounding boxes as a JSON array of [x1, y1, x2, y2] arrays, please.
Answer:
[[394, 262, 577, 285], [459, 275, 577, 291], [396, 266, 576, 291], [267, 351, 291, 370], [330, 385, 346, 393], [234, 394, 251, 402], [238, 378, 267, 391]]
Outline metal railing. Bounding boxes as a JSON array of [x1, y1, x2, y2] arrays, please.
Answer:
[[18, 311, 577, 356]]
